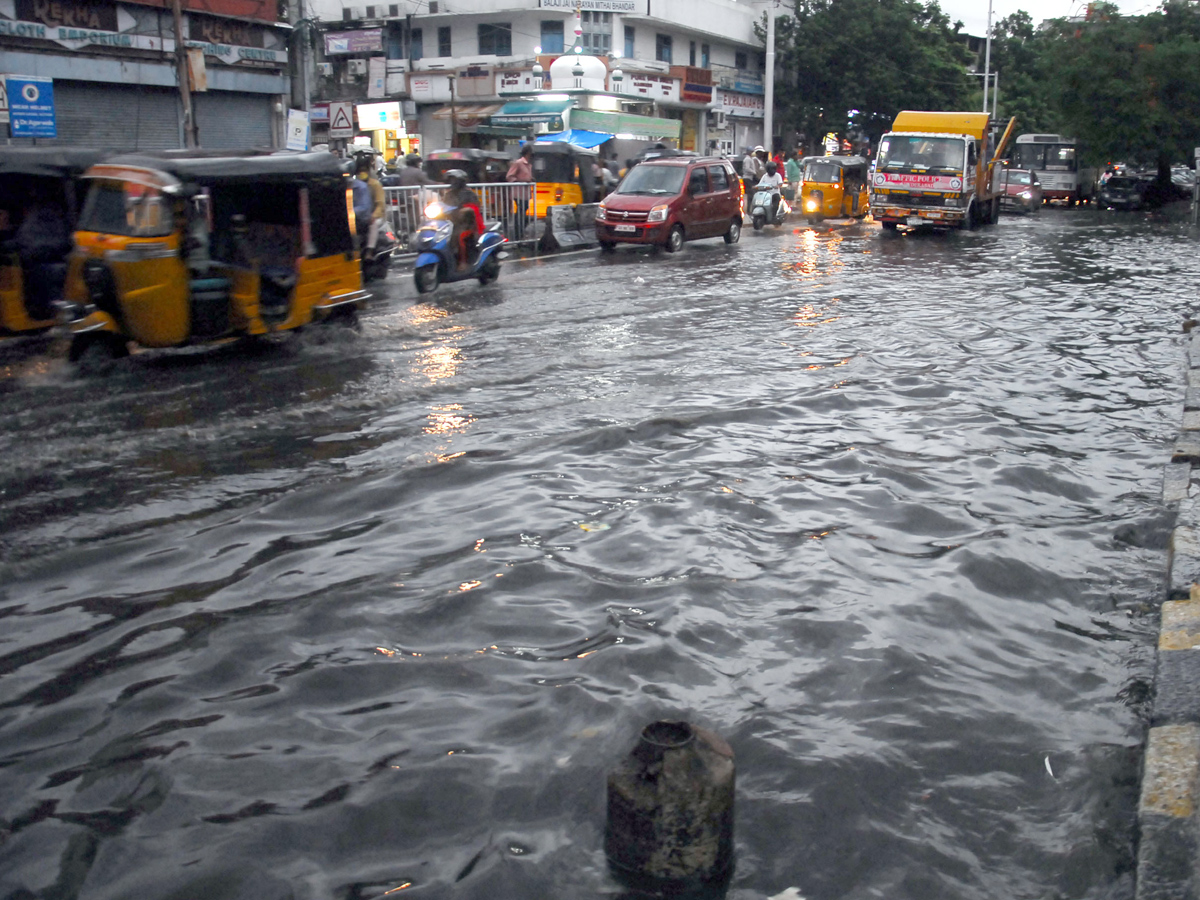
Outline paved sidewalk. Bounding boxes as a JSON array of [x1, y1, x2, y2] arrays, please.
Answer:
[[1137, 326, 1200, 900]]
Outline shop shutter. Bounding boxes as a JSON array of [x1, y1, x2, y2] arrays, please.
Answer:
[[48, 81, 181, 150], [194, 91, 273, 150]]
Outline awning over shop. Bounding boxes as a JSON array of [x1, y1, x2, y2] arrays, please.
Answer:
[[489, 98, 574, 126], [537, 129, 613, 149], [431, 103, 505, 128], [570, 109, 681, 142]]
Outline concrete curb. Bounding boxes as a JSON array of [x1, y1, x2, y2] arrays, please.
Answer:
[[1137, 328, 1200, 900]]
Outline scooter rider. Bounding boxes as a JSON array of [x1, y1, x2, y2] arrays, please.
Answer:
[[756, 160, 785, 221], [397, 152, 432, 187], [353, 156, 385, 260], [442, 168, 484, 272]]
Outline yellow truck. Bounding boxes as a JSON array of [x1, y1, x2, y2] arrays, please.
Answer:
[[869, 111, 1016, 231]]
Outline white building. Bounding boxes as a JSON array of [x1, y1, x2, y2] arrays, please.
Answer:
[[308, 0, 767, 159]]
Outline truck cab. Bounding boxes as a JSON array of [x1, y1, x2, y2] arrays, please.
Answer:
[[870, 111, 1015, 231]]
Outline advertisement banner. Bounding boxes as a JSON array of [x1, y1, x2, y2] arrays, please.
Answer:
[[538, 0, 636, 9], [716, 89, 764, 118], [310, 101, 329, 122], [6, 75, 55, 137], [356, 100, 401, 131], [625, 73, 677, 102], [323, 28, 381, 55], [367, 55, 385, 99]]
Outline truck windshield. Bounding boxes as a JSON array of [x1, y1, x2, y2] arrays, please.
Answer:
[[876, 136, 964, 173], [802, 161, 840, 184], [615, 164, 686, 195]]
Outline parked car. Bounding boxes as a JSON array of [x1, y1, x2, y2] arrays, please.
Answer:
[[1000, 167, 1043, 213], [1097, 175, 1150, 210], [595, 156, 744, 252]]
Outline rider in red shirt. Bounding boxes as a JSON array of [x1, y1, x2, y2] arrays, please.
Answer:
[[443, 169, 483, 271]]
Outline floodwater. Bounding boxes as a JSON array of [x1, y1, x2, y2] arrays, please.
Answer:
[[0, 208, 1195, 900]]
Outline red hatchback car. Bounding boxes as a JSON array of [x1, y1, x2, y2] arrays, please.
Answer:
[[595, 157, 744, 252]]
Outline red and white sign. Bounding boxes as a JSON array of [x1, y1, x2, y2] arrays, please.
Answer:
[[716, 89, 764, 119], [626, 73, 677, 102], [873, 172, 962, 191]]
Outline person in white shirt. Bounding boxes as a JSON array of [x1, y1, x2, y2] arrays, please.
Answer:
[[742, 146, 765, 194], [756, 161, 785, 220]]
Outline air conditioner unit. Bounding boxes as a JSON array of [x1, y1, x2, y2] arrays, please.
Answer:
[[428, 0, 438, 11], [346, 58, 368, 76], [317, 62, 333, 76], [343, 6, 365, 20], [342, 7, 352, 19], [363, 4, 382, 18], [707, 110, 727, 129]]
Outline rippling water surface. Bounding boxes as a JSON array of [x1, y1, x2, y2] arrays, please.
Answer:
[[1, 209, 1196, 900]]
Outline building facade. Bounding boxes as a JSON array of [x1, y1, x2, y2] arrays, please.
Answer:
[[0, 0, 291, 148], [306, 0, 765, 160]]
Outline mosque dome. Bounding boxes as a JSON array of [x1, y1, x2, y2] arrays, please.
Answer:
[[549, 51, 608, 92]]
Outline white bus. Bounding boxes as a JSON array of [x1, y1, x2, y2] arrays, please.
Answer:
[[1012, 134, 1096, 205]]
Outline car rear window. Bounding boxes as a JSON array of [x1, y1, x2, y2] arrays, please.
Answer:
[[709, 165, 729, 191]]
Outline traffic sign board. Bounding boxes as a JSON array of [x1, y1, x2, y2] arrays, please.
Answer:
[[329, 101, 354, 138], [286, 108, 309, 151]]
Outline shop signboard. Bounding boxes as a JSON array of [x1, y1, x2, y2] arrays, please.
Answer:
[[310, 101, 329, 122], [408, 73, 451, 103], [6, 75, 55, 137], [356, 100, 401, 131], [625, 73, 677, 102], [716, 89, 764, 119], [323, 28, 381, 55], [0, 78, 8, 125], [538, 0, 637, 9]]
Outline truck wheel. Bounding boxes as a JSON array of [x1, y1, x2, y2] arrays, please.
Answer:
[[881, 220, 898, 231], [963, 202, 976, 230]]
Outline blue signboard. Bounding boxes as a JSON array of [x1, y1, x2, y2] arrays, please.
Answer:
[[7, 76, 56, 138]]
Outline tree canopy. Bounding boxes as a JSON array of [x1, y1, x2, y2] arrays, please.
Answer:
[[770, 0, 1200, 166]]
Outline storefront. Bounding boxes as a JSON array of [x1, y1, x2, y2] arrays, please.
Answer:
[[357, 100, 420, 161], [715, 88, 764, 156], [0, 0, 288, 147]]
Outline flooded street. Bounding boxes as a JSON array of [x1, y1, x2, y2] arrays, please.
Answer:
[[1, 208, 1196, 900]]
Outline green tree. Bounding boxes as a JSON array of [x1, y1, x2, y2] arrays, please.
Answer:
[[771, 0, 976, 144], [1048, 0, 1200, 171], [981, 11, 1057, 135]]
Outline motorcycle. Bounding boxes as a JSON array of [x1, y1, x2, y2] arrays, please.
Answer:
[[412, 200, 506, 294], [750, 188, 791, 230], [361, 221, 396, 283]]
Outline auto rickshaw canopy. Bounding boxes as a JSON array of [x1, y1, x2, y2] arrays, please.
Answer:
[[83, 150, 346, 190], [0, 147, 111, 178]]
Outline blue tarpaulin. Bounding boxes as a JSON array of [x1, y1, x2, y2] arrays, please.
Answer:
[[537, 129, 613, 149]]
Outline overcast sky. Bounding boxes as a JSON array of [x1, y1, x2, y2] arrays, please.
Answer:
[[941, 0, 1162, 34]]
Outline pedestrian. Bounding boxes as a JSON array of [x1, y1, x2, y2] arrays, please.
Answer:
[[785, 150, 803, 201], [742, 146, 765, 196], [506, 144, 534, 240]]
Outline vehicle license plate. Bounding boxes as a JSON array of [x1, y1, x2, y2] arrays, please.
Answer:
[[615, 224, 636, 233], [906, 216, 924, 226]]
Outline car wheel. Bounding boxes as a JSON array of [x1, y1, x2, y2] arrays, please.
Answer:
[[665, 225, 684, 253], [414, 264, 440, 294], [599, 241, 616, 253], [752, 215, 764, 231], [724, 219, 741, 244], [477, 254, 500, 285]]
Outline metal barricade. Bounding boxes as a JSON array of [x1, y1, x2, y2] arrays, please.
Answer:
[[384, 182, 536, 252]]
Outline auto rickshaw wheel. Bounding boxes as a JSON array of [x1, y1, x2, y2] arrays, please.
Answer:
[[478, 254, 500, 285], [665, 226, 685, 253], [71, 333, 127, 375], [325, 305, 361, 329], [414, 264, 440, 294], [724, 220, 741, 244]]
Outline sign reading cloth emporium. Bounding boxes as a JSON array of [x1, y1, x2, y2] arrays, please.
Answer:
[[538, 0, 636, 9]]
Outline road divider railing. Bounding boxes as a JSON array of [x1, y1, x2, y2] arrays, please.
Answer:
[[384, 183, 537, 253]]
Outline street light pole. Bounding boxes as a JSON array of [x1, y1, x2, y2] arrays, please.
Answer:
[[982, 0, 993, 114], [764, 0, 775, 154], [172, 0, 196, 147]]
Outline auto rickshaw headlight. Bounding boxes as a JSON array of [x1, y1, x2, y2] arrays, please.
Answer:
[[647, 204, 668, 224], [804, 199, 818, 211]]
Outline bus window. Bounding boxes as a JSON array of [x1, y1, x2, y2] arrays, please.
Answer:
[[1047, 145, 1076, 171], [1013, 144, 1045, 170]]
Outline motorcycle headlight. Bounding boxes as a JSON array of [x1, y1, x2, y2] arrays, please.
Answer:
[[647, 205, 668, 224], [425, 201, 443, 219]]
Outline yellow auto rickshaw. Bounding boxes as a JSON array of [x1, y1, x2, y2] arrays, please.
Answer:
[[530, 143, 599, 217], [0, 148, 109, 338], [65, 150, 367, 366], [799, 155, 871, 224]]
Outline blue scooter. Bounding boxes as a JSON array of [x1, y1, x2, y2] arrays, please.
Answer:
[[412, 201, 506, 293]]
